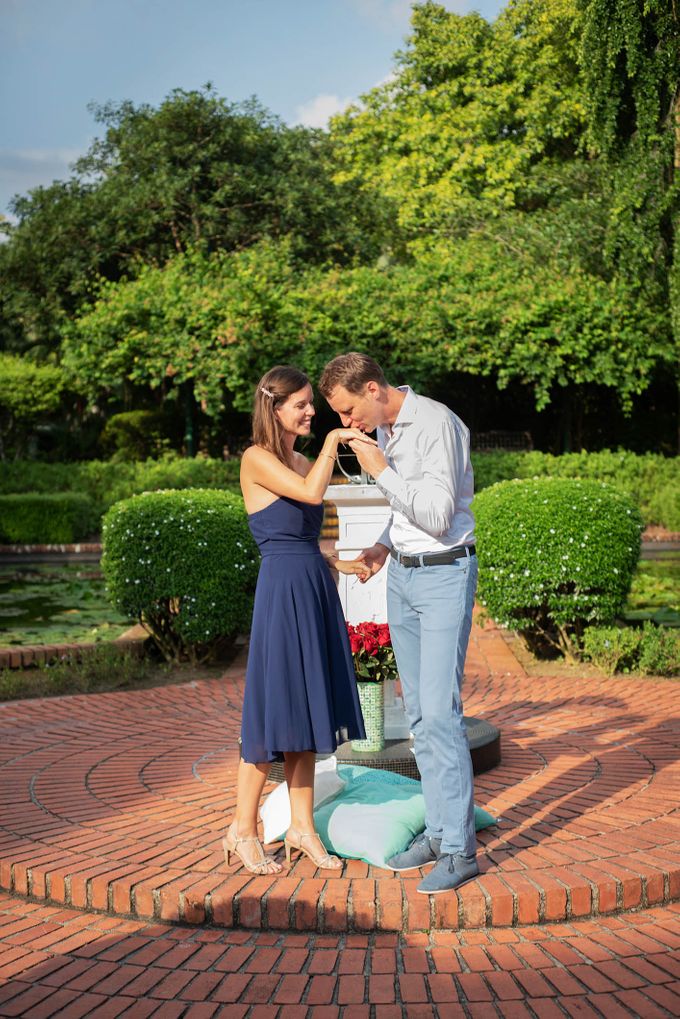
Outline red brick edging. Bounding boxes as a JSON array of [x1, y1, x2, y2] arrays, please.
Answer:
[[0, 637, 145, 670], [0, 542, 102, 554]]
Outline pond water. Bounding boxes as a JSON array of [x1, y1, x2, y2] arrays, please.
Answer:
[[625, 552, 680, 628], [0, 562, 130, 647]]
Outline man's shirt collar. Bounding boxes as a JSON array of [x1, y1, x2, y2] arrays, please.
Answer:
[[392, 385, 417, 428]]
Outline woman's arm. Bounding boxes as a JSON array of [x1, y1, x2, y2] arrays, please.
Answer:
[[242, 429, 376, 505]]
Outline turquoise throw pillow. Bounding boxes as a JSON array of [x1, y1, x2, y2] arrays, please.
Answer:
[[313, 765, 496, 868]]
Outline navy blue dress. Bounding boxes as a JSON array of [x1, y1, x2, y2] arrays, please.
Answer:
[[240, 496, 366, 763]]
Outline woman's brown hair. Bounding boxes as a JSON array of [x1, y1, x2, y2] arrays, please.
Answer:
[[252, 365, 311, 465]]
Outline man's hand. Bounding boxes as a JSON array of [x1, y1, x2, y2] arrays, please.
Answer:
[[348, 438, 388, 479], [335, 557, 372, 581], [356, 542, 390, 583]]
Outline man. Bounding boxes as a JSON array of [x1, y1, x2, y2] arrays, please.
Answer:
[[319, 352, 479, 895]]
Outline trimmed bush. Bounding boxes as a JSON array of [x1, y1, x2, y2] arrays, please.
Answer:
[[0, 493, 96, 543], [0, 455, 241, 523], [472, 450, 680, 529], [581, 626, 643, 675], [475, 478, 643, 657], [102, 488, 259, 663], [583, 622, 680, 676]]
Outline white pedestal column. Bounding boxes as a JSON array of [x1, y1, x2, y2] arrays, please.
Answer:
[[325, 483, 410, 740]]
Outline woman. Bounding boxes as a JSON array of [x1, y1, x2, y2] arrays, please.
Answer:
[[224, 365, 375, 875]]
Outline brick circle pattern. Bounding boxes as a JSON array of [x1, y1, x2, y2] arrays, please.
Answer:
[[1, 623, 679, 934]]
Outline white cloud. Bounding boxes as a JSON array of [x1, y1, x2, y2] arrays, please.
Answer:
[[294, 93, 356, 129], [0, 147, 84, 219], [0, 147, 82, 172], [349, 0, 413, 30]]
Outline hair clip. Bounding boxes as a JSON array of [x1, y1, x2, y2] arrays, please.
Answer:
[[260, 387, 275, 398]]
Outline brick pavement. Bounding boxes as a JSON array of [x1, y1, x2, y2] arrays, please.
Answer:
[[1, 621, 679, 933], [0, 893, 679, 1017]]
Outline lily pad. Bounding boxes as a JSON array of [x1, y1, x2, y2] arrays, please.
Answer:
[[0, 562, 130, 646]]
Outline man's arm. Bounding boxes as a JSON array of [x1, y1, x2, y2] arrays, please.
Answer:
[[351, 417, 465, 537]]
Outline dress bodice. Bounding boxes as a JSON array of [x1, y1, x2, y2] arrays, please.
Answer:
[[247, 496, 323, 555]]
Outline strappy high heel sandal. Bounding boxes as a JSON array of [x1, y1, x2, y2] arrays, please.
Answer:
[[284, 827, 342, 870], [223, 824, 282, 875]]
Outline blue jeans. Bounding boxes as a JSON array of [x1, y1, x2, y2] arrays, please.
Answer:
[[387, 552, 478, 856]]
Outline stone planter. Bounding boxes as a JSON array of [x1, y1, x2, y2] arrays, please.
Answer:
[[352, 680, 386, 752]]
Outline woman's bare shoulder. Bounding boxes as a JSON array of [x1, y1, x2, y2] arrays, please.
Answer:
[[242, 444, 276, 466]]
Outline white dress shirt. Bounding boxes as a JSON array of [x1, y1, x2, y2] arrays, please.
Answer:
[[375, 386, 476, 555]]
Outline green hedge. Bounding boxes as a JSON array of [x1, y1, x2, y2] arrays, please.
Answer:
[[475, 478, 643, 658], [0, 493, 96, 543], [0, 455, 241, 522], [102, 488, 259, 663], [1, 450, 676, 529], [583, 622, 680, 676], [472, 450, 679, 529]]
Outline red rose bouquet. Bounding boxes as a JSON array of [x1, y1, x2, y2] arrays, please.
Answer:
[[346, 621, 398, 682]]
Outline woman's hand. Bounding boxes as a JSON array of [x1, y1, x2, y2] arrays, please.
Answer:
[[331, 428, 378, 447], [334, 557, 373, 580]]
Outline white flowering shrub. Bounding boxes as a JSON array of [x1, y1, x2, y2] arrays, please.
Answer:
[[102, 489, 259, 664], [474, 478, 643, 658]]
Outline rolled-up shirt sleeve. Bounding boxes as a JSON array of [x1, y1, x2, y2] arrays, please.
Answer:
[[376, 418, 464, 537]]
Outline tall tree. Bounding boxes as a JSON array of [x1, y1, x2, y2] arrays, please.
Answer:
[[331, 0, 587, 243], [0, 87, 388, 355], [579, 0, 680, 446]]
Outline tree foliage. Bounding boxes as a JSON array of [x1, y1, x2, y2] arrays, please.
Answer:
[[331, 0, 587, 241], [2, 3, 678, 452], [63, 236, 666, 418], [0, 354, 68, 458], [579, 0, 680, 319], [0, 87, 388, 355]]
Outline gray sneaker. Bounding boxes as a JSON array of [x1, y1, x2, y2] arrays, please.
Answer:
[[386, 833, 442, 872], [416, 853, 479, 894]]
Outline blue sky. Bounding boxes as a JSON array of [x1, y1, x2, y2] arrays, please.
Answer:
[[1, 0, 505, 221]]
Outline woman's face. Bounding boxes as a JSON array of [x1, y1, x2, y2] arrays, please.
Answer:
[[275, 384, 315, 437]]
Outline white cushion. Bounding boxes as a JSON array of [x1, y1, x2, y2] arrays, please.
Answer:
[[259, 755, 346, 844]]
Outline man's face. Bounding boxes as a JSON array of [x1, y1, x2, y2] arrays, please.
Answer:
[[326, 382, 385, 432]]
